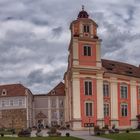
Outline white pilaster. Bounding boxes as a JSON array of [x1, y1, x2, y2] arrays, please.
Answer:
[[96, 74, 104, 127], [79, 22, 83, 37], [90, 24, 93, 38], [48, 97, 51, 126], [56, 97, 60, 124], [130, 80, 137, 128], [96, 41, 101, 67], [72, 72, 81, 119], [73, 38, 79, 65], [110, 77, 119, 127]]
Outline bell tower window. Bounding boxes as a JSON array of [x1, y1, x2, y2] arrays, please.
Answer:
[[83, 25, 90, 33], [84, 45, 91, 56]]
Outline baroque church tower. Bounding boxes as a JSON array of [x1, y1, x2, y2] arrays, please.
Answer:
[[64, 7, 104, 130]]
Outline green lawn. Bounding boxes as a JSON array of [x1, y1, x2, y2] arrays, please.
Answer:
[[100, 133, 140, 140], [0, 137, 83, 140]]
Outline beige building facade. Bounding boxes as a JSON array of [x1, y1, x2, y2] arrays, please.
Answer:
[[0, 84, 33, 129], [33, 82, 65, 128]]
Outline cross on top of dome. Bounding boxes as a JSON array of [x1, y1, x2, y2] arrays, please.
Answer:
[[78, 5, 89, 19]]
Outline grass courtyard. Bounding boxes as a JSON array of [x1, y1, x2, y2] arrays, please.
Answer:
[[100, 133, 140, 140], [0, 137, 83, 140]]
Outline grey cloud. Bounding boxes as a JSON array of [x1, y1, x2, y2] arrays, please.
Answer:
[[0, 0, 140, 93], [52, 27, 63, 37]]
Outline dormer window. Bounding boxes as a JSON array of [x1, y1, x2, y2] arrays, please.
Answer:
[[83, 25, 90, 33], [51, 90, 56, 95], [2, 89, 7, 96]]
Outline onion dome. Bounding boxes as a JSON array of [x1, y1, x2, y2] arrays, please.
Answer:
[[78, 5, 89, 18]]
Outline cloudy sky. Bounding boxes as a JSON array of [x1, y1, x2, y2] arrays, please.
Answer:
[[0, 0, 140, 94]]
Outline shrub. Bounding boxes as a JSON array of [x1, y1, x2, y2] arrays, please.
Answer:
[[126, 129, 130, 133], [36, 129, 43, 137], [47, 127, 61, 137], [18, 129, 31, 137], [66, 133, 70, 137], [1, 133, 4, 137]]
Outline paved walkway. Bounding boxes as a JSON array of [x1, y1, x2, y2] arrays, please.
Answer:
[[60, 130, 110, 140], [31, 130, 110, 140]]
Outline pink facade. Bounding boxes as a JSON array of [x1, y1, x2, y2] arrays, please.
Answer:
[[64, 7, 140, 130]]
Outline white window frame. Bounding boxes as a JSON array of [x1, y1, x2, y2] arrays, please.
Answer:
[[120, 84, 128, 99], [14, 99, 19, 106], [84, 80, 92, 95], [83, 25, 90, 33], [2, 100, 5, 107], [103, 81, 110, 97], [51, 98, 56, 108], [85, 101, 93, 117], [10, 100, 14, 106], [83, 45, 92, 56], [121, 103, 128, 117], [104, 103, 110, 117], [19, 99, 23, 106]]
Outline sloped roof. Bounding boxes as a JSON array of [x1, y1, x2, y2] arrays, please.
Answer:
[[0, 84, 29, 97], [102, 59, 140, 78], [47, 82, 65, 96]]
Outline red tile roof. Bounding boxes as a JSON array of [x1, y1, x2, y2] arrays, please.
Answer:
[[47, 82, 65, 96], [0, 84, 30, 97], [102, 59, 140, 78]]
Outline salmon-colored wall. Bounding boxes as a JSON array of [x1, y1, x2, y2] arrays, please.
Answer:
[[118, 82, 131, 126], [80, 78, 97, 127], [79, 42, 96, 66]]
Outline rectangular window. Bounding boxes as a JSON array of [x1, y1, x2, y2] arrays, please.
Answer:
[[83, 25, 90, 33], [19, 99, 23, 106], [138, 86, 140, 99], [59, 110, 64, 119], [59, 99, 64, 108], [85, 81, 92, 95], [51, 110, 57, 119], [10, 100, 14, 106], [85, 102, 93, 116], [103, 83, 109, 97], [84, 46, 91, 56], [120, 85, 128, 99], [51, 99, 56, 108], [14, 99, 19, 106], [121, 104, 128, 116], [104, 103, 109, 117], [2, 100, 5, 107]]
